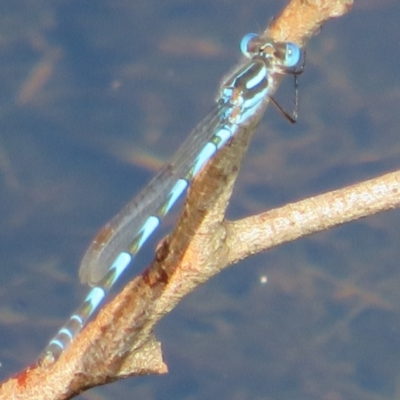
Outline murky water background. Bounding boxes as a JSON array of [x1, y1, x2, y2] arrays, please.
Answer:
[[1, 1, 400, 399]]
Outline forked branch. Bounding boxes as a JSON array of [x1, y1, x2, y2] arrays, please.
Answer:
[[0, 1, 356, 399]]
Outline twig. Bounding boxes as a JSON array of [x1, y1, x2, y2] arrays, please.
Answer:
[[0, 1, 354, 399], [226, 170, 400, 265]]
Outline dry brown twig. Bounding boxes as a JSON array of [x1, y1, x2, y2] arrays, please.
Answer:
[[2, 0, 387, 399]]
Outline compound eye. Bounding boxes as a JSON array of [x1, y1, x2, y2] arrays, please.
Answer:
[[284, 43, 301, 68], [240, 33, 259, 58]]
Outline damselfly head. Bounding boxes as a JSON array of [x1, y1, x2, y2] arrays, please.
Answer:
[[240, 32, 303, 73]]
